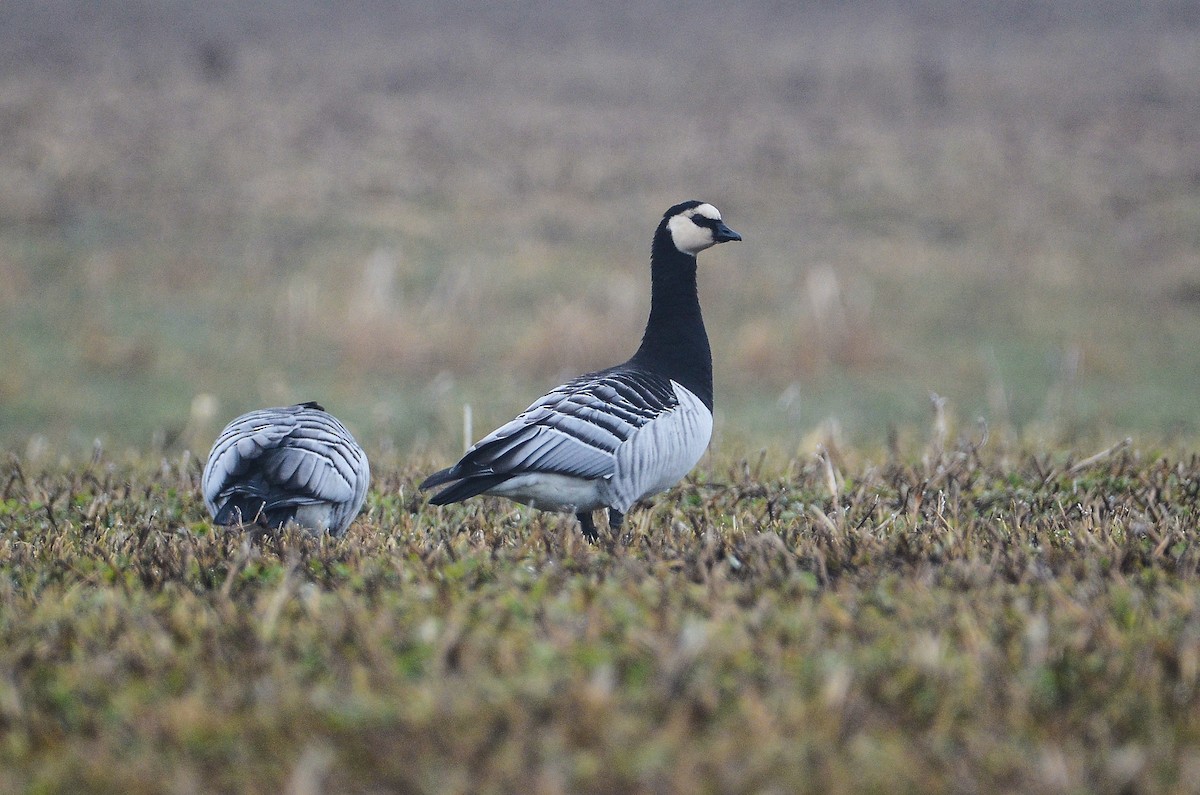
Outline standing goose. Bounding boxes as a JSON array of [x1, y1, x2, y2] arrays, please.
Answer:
[[202, 401, 369, 536], [420, 200, 741, 541]]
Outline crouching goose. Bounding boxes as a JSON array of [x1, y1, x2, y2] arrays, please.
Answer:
[[420, 200, 741, 541], [202, 401, 369, 536]]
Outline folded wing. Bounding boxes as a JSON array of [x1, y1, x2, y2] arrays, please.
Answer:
[[421, 368, 679, 503], [202, 403, 367, 530]]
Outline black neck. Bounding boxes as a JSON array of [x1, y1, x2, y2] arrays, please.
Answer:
[[628, 230, 714, 410]]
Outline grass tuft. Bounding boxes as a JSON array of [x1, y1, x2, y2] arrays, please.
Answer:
[[3, 441, 1200, 791]]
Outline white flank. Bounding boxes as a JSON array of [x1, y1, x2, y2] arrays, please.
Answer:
[[486, 472, 607, 513], [603, 381, 712, 513], [293, 504, 336, 534]]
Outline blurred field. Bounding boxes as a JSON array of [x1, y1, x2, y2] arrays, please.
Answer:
[[5, 441, 1200, 792], [1, 0, 1199, 457], [5, 6, 1200, 791]]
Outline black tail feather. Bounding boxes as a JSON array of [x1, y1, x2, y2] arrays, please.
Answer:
[[213, 495, 267, 527], [214, 494, 296, 529], [426, 474, 512, 505], [418, 466, 459, 491]]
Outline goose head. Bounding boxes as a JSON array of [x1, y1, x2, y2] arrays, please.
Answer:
[[663, 201, 742, 256]]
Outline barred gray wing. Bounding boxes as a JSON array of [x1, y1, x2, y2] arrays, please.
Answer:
[[202, 404, 367, 514], [453, 368, 680, 481]]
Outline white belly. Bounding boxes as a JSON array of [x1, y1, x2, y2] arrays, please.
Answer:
[[293, 504, 335, 534], [485, 472, 607, 513]]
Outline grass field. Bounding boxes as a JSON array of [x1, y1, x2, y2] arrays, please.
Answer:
[[3, 3, 1200, 793], [4, 437, 1200, 793]]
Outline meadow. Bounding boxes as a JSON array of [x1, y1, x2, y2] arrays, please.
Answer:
[[3, 2, 1200, 792], [4, 435, 1200, 793]]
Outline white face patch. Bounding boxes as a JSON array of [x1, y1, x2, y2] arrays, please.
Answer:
[[667, 203, 723, 255]]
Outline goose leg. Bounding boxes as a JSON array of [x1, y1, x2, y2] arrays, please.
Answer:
[[576, 511, 599, 542], [608, 508, 624, 530]]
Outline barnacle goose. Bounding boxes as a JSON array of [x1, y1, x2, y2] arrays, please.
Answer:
[[420, 200, 741, 541], [201, 401, 369, 537]]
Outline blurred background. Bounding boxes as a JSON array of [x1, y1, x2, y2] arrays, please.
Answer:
[[1, 0, 1198, 459]]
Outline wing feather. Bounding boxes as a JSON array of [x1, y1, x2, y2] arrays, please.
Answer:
[[422, 368, 681, 496], [202, 403, 369, 534]]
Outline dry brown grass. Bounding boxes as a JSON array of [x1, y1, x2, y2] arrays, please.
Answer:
[[0, 1, 1199, 451], [4, 435, 1200, 792]]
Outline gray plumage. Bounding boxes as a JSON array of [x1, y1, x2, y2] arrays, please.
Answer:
[[421, 369, 712, 519], [420, 200, 740, 540], [201, 401, 369, 536]]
